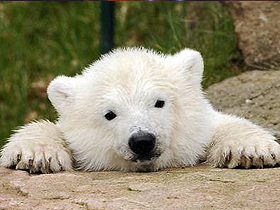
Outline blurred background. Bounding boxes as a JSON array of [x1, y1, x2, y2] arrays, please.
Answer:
[[0, 1, 248, 147]]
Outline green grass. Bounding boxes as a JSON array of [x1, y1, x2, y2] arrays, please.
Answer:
[[0, 2, 240, 148]]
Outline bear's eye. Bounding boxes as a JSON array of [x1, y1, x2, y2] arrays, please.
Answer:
[[104, 111, 117, 121], [154, 99, 165, 108]]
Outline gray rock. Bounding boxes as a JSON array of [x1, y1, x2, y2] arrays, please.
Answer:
[[206, 70, 280, 140], [225, 2, 280, 69]]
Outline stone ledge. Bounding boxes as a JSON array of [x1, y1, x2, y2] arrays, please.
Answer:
[[1, 165, 280, 210]]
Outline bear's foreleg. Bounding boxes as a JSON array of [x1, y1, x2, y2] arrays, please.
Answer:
[[0, 120, 73, 173], [207, 112, 280, 169]]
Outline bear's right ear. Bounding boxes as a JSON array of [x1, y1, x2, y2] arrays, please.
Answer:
[[47, 76, 76, 114], [172, 48, 204, 85]]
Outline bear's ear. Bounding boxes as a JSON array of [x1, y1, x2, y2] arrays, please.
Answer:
[[172, 48, 204, 85], [47, 76, 76, 114]]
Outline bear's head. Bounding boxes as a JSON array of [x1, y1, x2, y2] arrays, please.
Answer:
[[47, 47, 210, 171]]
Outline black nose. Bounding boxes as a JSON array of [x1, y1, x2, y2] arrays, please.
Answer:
[[129, 132, 156, 155]]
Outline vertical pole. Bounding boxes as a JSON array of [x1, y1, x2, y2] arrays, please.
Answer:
[[101, 2, 115, 54]]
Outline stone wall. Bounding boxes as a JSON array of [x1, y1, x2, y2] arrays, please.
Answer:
[[225, 2, 280, 69]]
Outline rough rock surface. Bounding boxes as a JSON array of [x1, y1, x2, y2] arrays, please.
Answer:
[[1, 166, 280, 210], [206, 70, 280, 140], [225, 2, 280, 69]]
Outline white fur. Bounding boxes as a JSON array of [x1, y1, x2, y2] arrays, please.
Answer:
[[1, 47, 280, 173]]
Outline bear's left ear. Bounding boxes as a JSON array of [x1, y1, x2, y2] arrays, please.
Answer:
[[47, 76, 76, 114], [172, 48, 204, 85]]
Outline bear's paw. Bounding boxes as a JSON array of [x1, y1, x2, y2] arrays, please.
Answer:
[[208, 138, 280, 169], [0, 141, 73, 173]]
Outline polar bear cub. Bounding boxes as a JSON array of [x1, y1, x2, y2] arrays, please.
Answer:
[[1, 47, 280, 173]]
